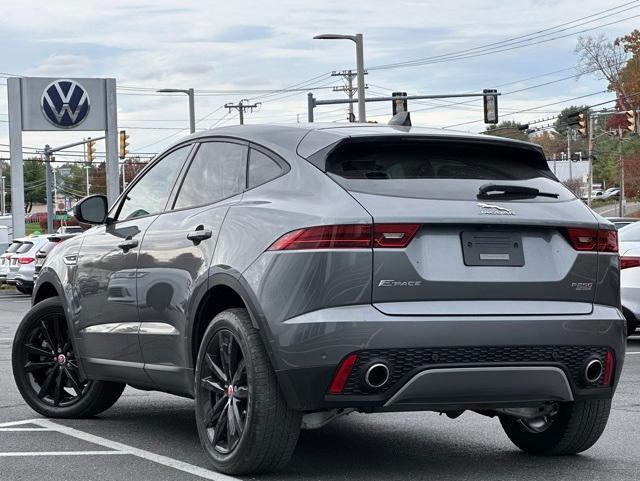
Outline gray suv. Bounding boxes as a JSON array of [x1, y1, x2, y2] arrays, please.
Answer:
[[12, 124, 626, 474]]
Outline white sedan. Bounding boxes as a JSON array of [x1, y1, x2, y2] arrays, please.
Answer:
[[618, 222, 640, 335]]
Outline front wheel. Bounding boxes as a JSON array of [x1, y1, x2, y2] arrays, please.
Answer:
[[194, 308, 301, 475], [12, 297, 125, 418], [500, 399, 611, 455]]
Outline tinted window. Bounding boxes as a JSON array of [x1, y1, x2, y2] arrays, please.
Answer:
[[248, 149, 281, 188], [327, 141, 551, 180], [5, 242, 22, 253], [174, 142, 246, 209], [118, 146, 190, 220], [16, 242, 33, 253], [325, 140, 564, 201]]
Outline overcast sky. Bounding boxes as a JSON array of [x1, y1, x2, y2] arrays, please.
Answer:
[[1, 0, 638, 161]]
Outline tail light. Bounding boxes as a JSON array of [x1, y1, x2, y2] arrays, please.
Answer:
[[268, 224, 420, 251], [567, 228, 618, 253], [268, 225, 372, 250], [620, 256, 640, 269], [18, 257, 35, 264], [328, 354, 358, 394], [602, 350, 615, 386]]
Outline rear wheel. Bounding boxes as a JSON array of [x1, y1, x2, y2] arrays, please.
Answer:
[[12, 297, 125, 418], [500, 399, 611, 455], [195, 308, 301, 474]]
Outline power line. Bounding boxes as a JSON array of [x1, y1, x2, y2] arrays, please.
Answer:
[[369, 1, 639, 70]]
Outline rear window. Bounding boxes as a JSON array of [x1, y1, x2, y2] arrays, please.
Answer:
[[5, 242, 22, 253], [326, 141, 551, 180], [325, 140, 566, 201], [16, 242, 34, 254]]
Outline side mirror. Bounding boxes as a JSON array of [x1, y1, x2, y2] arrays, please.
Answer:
[[74, 195, 109, 225]]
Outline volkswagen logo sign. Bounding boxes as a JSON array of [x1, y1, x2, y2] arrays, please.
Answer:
[[41, 79, 90, 128]]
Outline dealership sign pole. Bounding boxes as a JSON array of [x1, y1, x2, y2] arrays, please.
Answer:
[[6, 77, 119, 238]]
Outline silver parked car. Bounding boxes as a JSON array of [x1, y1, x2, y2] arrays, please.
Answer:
[[12, 124, 625, 474], [7, 236, 49, 294], [618, 222, 640, 334], [0, 239, 26, 284]]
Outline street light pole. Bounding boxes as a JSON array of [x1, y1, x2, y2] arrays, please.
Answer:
[[157, 88, 196, 133], [1, 176, 6, 216], [314, 33, 367, 122], [85, 166, 91, 197]]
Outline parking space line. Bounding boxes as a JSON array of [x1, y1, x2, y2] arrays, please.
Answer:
[[0, 451, 126, 457], [35, 419, 241, 481], [0, 419, 40, 428], [0, 427, 52, 432], [626, 351, 640, 355]]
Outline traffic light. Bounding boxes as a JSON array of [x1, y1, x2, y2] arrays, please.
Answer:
[[119, 130, 130, 159], [483, 89, 498, 124], [577, 112, 588, 137], [626, 110, 637, 134], [86, 138, 96, 162], [391, 92, 408, 115]]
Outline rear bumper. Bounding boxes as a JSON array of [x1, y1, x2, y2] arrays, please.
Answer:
[[271, 303, 626, 411]]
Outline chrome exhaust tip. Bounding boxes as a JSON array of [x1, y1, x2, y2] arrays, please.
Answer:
[[364, 363, 390, 389], [584, 358, 604, 384]]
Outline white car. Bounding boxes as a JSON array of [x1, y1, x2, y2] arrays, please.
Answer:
[[6, 236, 49, 294], [617, 222, 640, 335]]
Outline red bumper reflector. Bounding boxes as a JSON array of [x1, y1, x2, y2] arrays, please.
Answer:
[[620, 256, 640, 270], [603, 351, 615, 386], [328, 354, 358, 394]]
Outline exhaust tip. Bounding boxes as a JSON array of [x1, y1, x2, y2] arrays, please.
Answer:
[[364, 363, 390, 389], [585, 358, 604, 383]]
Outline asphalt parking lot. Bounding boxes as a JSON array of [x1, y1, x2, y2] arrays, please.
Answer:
[[1, 291, 639, 481]]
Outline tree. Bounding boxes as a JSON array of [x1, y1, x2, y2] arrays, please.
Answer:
[[23, 158, 46, 212], [484, 121, 528, 141], [575, 35, 632, 109], [553, 105, 591, 136], [531, 131, 565, 158]]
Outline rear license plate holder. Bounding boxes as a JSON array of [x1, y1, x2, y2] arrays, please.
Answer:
[[461, 231, 524, 267]]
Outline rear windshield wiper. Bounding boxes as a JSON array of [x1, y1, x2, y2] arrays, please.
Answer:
[[478, 183, 559, 200]]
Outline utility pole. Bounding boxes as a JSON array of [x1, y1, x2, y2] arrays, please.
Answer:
[[224, 100, 260, 125], [1, 176, 5, 216], [85, 166, 91, 196], [567, 128, 572, 182], [587, 114, 594, 207], [53, 168, 57, 211], [331, 70, 367, 122], [43, 145, 54, 234], [619, 127, 625, 217]]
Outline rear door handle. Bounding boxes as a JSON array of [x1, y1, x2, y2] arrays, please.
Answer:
[[187, 228, 212, 245], [117, 238, 138, 252]]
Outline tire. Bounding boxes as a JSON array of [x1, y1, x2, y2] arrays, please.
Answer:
[[500, 399, 611, 455], [12, 297, 125, 418], [627, 319, 638, 336], [194, 308, 301, 475]]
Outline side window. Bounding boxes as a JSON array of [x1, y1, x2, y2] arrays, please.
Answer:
[[174, 142, 247, 209], [117, 145, 191, 221], [248, 149, 282, 188]]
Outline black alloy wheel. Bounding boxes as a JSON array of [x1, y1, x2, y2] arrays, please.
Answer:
[[21, 308, 88, 407], [198, 329, 249, 454]]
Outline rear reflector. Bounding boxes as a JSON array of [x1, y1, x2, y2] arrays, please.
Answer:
[[602, 350, 615, 386], [621, 256, 640, 270], [567, 228, 618, 253], [18, 257, 35, 264], [268, 224, 420, 251], [374, 224, 420, 248], [328, 354, 358, 394]]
